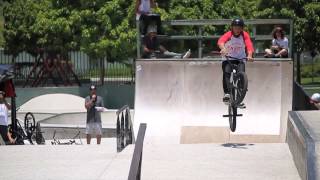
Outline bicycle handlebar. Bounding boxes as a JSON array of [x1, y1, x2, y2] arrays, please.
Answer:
[[225, 56, 247, 61]]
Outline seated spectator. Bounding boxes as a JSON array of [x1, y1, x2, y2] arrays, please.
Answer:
[[142, 25, 191, 59], [265, 27, 289, 58], [0, 91, 14, 145], [310, 93, 320, 109], [135, 0, 162, 35]]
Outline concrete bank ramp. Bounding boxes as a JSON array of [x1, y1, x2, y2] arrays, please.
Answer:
[[134, 59, 293, 144], [18, 93, 86, 113]]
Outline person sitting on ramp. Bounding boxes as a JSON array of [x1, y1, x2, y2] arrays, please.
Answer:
[[142, 24, 191, 59]]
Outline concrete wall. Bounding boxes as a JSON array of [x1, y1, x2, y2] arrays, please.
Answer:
[[15, 84, 134, 109], [134, 59, 293, 144], [287, 111, 320, 180]]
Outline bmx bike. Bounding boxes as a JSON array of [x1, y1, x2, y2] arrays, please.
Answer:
[[222, 56, 248, 132], [8, 112, 45, 145]]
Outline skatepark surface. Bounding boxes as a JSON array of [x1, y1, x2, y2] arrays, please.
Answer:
[[0, 58, 308, 179]]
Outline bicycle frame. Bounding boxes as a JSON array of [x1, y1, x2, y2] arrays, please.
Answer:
[[225, 56, 246, 104]]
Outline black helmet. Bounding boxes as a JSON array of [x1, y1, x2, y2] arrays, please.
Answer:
[[231, 18, 244, 27]]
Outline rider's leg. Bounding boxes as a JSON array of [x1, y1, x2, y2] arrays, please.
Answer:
[[237, 61, 245, 72], [97, 135, 102, 144], [86, 123, 92, 144], [237, 61, 246, 109], [96, 123, 102, 145], [86, 134, 91, 144], [222, 61, 231, 101]]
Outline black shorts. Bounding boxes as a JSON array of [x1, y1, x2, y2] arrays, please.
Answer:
[[0, 125, 9, 142]]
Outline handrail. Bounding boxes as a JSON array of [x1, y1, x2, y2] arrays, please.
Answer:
[[116, 104, 130, 115], [116, 105, 135, 152], [128, 123, 147, 180], [135, 57, 293, 62], [137, 18, 293, 59], [164, 19, 291, 26]]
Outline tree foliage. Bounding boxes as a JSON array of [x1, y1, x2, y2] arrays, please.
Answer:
[[255, 0, 320, 53], [2, 0, 320, 60]]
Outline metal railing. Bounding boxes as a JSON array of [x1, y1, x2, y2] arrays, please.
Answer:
[[0, 50, 135, 86], [128, 123, 147, 180], [116, 105, 135, 152], [137, 19, 293, 58]]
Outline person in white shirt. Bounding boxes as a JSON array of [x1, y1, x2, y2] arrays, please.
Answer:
[[135, 0, 155, 20], [310, 93, 320, 109], [135, 0, 162, 35], [0, 91, 14, 144], [265, 27, 289, 58]]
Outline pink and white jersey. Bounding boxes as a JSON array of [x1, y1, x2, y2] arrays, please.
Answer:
[[217, 31, 254, 61], [225, 35, 246, 59]]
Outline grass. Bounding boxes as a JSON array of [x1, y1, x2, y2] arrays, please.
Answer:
[[301, 77, 320, 85], [84, 63, 133, 78]]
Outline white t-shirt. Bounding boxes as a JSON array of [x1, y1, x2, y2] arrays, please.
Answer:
[[225, 35, 247, 60], [0, 104, 8, 126], [272, 37, 289, 50], [136, 0, 151, 20]]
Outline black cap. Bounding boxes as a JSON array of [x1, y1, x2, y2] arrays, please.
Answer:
[[89, 85, 96, 90]]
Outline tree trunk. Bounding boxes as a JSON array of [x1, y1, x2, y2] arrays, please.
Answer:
[[99, 57, 106, 85], [296, 52, 301, 84]]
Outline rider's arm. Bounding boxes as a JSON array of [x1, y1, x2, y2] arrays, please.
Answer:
[[217, 31, 232, 50], [3, 99, 11, 110], [243, 31, 254, 59], [143, 45, 152, 53], [85, 98, 94, 110]]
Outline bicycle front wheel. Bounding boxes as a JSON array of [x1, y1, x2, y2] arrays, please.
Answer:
[[233, 72, 248, 106], [228, 105, 237, 132]]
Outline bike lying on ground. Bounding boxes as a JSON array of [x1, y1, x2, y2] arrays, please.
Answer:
[[51, 128, 83, 145], [222, 56, 248, 132], [8, 112, 45, 145]]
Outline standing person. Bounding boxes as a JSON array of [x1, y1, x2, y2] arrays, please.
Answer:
[[135, 0, 161, 35], [217, 18, 254, 106], [264, 27, 289, 58], [85, 85, 104, 144], [0, 91, 14, 145], [135, 0, 155, 20]]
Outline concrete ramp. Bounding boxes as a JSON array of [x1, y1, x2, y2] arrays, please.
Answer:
[[18, 93, 86, 113], [134, 59, 292, 144]]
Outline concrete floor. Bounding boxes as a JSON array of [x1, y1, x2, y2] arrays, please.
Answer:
[[0, 139, 133, 180], [142, 143, 300, 180], [0, 142, 300, 180]]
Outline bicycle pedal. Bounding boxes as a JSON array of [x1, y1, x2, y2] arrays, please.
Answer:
[[223, 115, 232, 117]]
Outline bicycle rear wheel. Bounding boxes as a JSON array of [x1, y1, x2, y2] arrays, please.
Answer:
[[228, 105, 237, 132], [233, 72, 248, 106]]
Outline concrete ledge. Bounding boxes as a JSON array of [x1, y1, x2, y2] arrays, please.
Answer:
[[287, 111, 319, 180]]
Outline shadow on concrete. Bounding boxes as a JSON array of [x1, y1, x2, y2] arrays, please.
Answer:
[[221, 143, 255, 149]]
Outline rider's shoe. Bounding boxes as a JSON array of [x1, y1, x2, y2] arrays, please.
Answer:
[[223, 94, 230, 102], [238, 103, 246, 109]]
